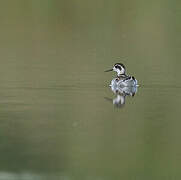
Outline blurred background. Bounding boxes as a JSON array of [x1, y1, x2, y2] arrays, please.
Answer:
[[0, 0, 181, 179]]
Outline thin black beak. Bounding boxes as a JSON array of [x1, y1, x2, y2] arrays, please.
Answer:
[[104, 69, 113, 72]]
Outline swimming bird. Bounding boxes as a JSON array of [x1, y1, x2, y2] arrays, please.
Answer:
[[105, 63, 138, 87]]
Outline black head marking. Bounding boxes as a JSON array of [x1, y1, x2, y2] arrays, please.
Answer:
[[114, 63, 125, 70]]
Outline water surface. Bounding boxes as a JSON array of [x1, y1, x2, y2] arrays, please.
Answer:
[[0, 0, 181, 179]]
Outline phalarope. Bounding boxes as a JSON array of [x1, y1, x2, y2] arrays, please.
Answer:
[[105, 63, 138, 87]]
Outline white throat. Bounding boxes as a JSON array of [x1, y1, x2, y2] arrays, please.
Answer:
[[113, 67, 125, 76]]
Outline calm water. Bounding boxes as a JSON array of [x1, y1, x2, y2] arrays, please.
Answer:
[[0, 0, 181, 179]]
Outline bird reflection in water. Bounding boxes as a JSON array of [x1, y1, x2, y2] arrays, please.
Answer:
[[105, 85, 138, 108]]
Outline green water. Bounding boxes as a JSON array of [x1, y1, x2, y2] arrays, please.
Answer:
[[0, 0, 181, 179]]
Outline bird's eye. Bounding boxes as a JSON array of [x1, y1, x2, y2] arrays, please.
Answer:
[[115, 65, 121, 69]]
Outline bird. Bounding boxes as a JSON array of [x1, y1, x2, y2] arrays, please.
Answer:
[[105, 63, 138, 87]]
